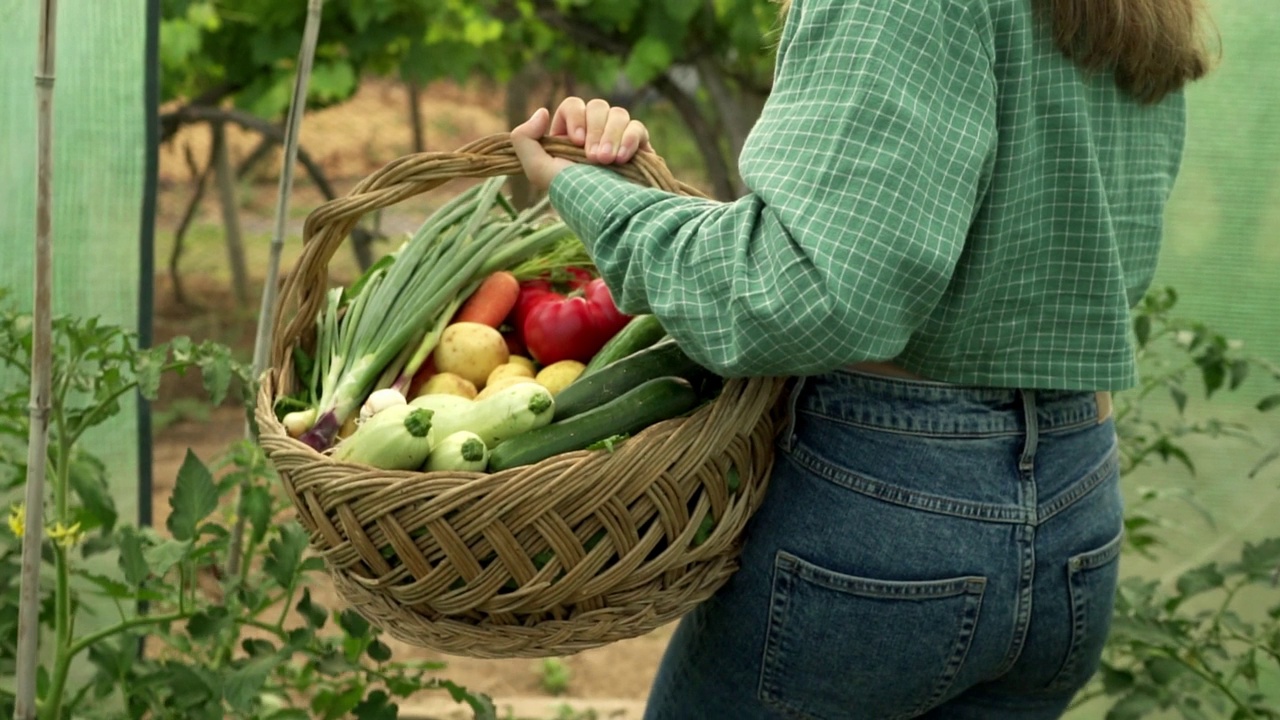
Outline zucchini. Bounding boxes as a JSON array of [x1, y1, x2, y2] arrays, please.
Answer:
[[487, 376, 702, 471], [423, 381, 555, 448], [330, 405, 437, 470], [580, 314, 667, 378], [409, 392, 475, 415], [424, 430, 489, 472], [553, 338, 710, 421]]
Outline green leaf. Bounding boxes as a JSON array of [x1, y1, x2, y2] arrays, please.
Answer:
[[242, 484, 274, 546], [585, 433, 628, 452], [1228, 359, 1250, 390], [312, 685, 365, 720], [187, 607, 231, 639], [198, 345, 234, 405], [164, 663, 219, 708], [1200, 358, 1226, 397], [1155, 439, 1196, 475], [242, 638, 276, 657], [225, 655, 278, 712], [265, 522, 308, 588], [434, 679, 496, 720], [353, 690, 397, 720], [1106, 689, 1161, 720], [338, 609, 371, 639], [623, 36, 674, 86], [67, 452, 117, 532], [118, 527, 149, 586], [366, 640, 393, 663], [1238, 538, 1280, 579], [1144, 656, 1186, 686], [167, 450, 218, 541], [75, 570, 132, 599], [1175, 563, 1225, 598], [309, 60, 359, 104], [1257, 394, 1280, 412], [145, 539, 193, 576], [296, 588, 328, 629], [1100, 664, 1136, 694], [1134, 314, 1152, 347]]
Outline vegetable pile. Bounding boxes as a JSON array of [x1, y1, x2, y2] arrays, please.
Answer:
[[274, 177, 728, 481]]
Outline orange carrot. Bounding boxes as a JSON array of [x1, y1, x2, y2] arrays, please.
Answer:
[[454, 271, 521, 328]]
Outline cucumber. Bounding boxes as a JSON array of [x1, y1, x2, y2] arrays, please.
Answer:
[[487, 376, 702, 471], [552, 338, 710, 421], [580, 314, 668, 378]]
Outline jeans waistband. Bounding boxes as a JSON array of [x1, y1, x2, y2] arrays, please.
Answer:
[[791, 369, 1109, 438]]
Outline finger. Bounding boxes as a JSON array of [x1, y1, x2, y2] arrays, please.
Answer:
[[583, 99, 612, 156], [617, 120, 653, 164], [510, 107, 553, 165], [550, 97, 587, 143], [593, 107, 633, 164]]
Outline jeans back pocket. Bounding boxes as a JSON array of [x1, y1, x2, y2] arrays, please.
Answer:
[[758, 550, 986, 720], [1043, 530, 1123, 694]]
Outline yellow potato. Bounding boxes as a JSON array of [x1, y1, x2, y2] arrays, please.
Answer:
[[474, 374, 539, 401], [487, 362, 536, 387], [418, 372, 478, 400], [535, 360, 586, 396], [507, 355, 536, 373], [433, 322, 510, 388]]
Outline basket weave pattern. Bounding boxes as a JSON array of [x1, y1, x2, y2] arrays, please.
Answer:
[[256, 133, 788, 658]]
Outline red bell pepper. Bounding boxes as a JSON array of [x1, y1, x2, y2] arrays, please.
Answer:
[[522, 278, 632, 365]]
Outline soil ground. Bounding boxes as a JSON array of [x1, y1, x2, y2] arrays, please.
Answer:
[[150, 77, 680, 718]]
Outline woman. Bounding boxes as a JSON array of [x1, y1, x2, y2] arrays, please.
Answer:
[[511, 0, 1213, 717]]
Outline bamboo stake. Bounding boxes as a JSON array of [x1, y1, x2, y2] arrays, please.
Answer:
[[14, 0, 60, 717], [229, 0, 326, 577]]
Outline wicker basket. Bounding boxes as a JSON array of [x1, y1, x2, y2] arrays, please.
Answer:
[[255, 133, 790, 658]]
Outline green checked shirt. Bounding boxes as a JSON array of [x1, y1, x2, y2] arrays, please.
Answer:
[[549, 0, 1188, 392]]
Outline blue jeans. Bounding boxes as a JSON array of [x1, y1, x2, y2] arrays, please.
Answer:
[[644, 370, 1124, 720]]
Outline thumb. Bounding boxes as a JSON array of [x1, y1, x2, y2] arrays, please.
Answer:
[[510, 107, 552, 165]]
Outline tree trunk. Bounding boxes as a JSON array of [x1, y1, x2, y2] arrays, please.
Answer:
[[212, 121, 250, 307], [652, 74, 739, 200], [169, 140, 219, 307], [407, 80, 426, 153], [506, 65, 540, 209], [162, 104, 378, 270]]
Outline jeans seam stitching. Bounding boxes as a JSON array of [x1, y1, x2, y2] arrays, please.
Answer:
[[796, 410, 1023, 439], [788, 442, 1033, 523], [1036, 444, 1121, 523], [913, 584, 987, 716]]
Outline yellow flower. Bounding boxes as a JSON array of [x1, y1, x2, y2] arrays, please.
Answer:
[[46, 521, 83, 549], [6, 503, 23, 538]]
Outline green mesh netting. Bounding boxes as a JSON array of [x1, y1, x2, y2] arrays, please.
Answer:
[[1150, 0, 1280, 520], [1, 0, 152, 694], [2, 0, 149, 522]]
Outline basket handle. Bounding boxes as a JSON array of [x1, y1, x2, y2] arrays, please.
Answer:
[[269, 132, 707, 388]]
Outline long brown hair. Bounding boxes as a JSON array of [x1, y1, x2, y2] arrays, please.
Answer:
[[773, 0, 1214, 104]]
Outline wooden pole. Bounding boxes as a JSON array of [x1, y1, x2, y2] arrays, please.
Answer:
[[229, 0, 325, 578], [14, 0, 60, 717]]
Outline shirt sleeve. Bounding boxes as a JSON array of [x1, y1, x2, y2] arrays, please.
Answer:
[[549, 0, 997, 378]]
